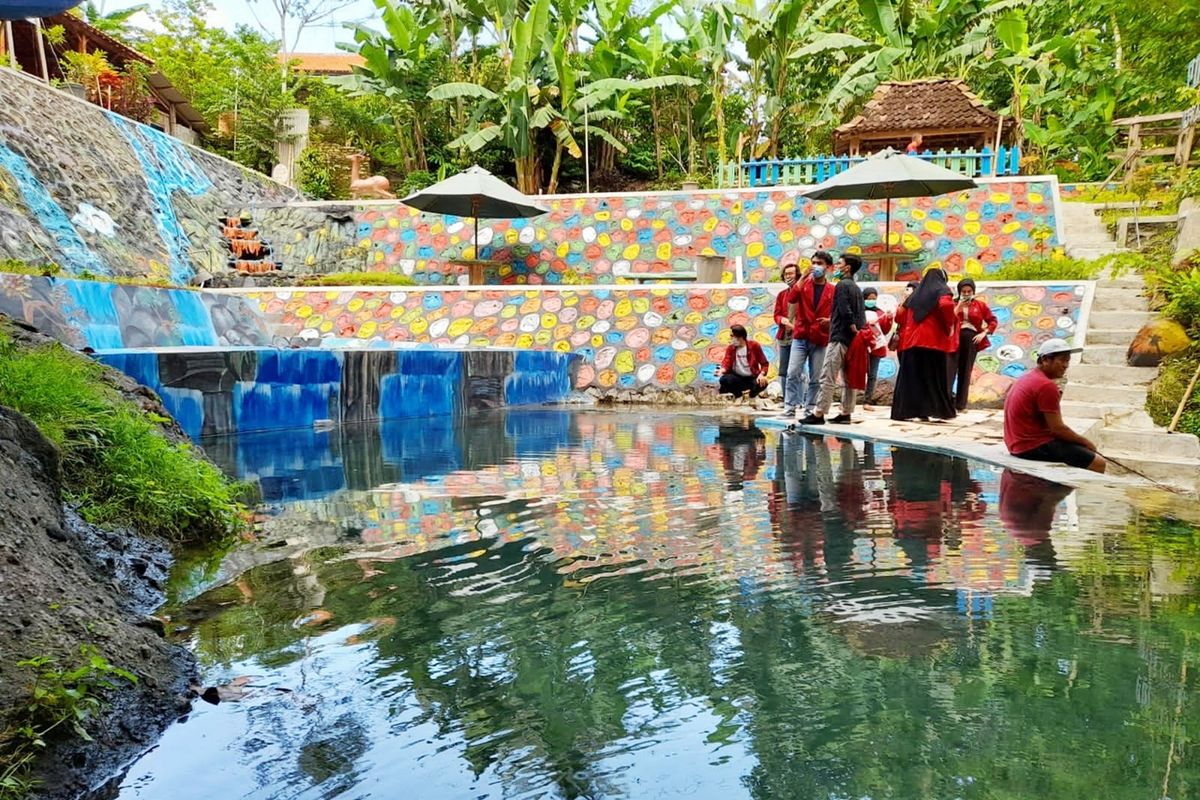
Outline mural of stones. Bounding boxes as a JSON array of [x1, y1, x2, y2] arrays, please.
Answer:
[[95, 347, 580, 438], [0, 275, 275, 349], [245, 178, 1060, 286], [243, 282, 1090, 403], [0, 71, 295, 283]]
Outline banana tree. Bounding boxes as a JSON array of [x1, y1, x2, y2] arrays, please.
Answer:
[[428, 0, 555, 192]]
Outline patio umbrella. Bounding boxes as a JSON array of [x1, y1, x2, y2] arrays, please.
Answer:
[[804, 148, 977, 257], [0, 1, 80, 17], [400, 165, 549, 259]]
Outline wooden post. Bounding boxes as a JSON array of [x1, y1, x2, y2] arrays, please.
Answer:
[[34, 20, 49, 82], [3, 21, 15, 71]]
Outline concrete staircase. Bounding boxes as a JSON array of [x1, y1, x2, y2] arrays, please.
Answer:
[[1058, 201, 1126, 260], [1056, 203, 1200, 492]]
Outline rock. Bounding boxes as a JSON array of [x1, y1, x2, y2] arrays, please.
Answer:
[[1127, 318, 1192, 367]]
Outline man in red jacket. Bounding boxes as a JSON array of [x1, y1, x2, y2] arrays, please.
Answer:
[[718, 324, 770, 399], [784, 251, 834, 417]]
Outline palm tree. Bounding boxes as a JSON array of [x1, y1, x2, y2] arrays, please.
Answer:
[[75, 1, 150, 39]]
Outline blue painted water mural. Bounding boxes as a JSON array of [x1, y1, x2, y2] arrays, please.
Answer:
[[255, 349, 343, 385], [106, 114, 212, 284], [0, 142, 110, 275], [173, 290, 218, 347], [506, 351, 574, 406], [65, 280, 123, 349], [159, 388, 205, 441], [382, 351, 465, 418], [234, 381, 337, 432]]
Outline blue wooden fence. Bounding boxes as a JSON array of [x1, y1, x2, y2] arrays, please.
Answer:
[[719, 146, 1022, 188]]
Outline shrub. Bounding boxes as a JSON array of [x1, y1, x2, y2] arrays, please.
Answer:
[[0, 333, 243, 542], [295, 147, 335, 200], [1146, 346, 1200, 437], [1147, 264, 1200, 335], [299, 271, 416, 287]]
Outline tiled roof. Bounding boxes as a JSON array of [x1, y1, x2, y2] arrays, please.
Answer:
[[281, 53, 366, 75], [835, 78, 1001, 137]]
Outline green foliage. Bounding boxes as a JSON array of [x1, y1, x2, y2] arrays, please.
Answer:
[[0, 333, 244, 542], [1146, 345, 1200, 436], [985, 257, 1105, 281], [295, 147, 335, 200], [1148, 263, 1200, 335], [0, 259, 59, 278], [0, 646, 136, 800], [299, 271, 417, 287]]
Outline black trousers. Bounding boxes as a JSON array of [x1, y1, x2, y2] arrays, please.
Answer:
[[948, 329, 978, 411], [720, 373, 764, 397]]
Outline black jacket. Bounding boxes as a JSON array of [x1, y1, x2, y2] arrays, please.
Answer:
[[829, 277, 866, 345]]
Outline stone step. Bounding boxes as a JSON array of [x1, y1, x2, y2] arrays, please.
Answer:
[[1080, 344, 1130, 365], [1100, 451, 1200, 493], [1068, 363, 1157, 386], [1059, 401, 1157, 428], [1088, 310, 1156, 329], [1084, 328, 1133, 345], [1062, 382, 1147, 405], [1067, 247, 1122, 260], [1098, 429, 1200, 460], [1091, 292, 1151, 312]]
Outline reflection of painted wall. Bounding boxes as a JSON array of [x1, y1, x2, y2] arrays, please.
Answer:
[[242, 282, 1090, 403], [95, 347, 579, 438], [256, 178, 1059, 285], [0, 71, 294, 282], [0, 275, 274, 349]]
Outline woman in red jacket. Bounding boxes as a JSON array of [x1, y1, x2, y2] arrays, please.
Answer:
[[891, 268, 958, 421], [949, 278, 998, 411]]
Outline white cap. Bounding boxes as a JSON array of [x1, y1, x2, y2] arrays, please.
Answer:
[[1037, 338, 1082, 358]]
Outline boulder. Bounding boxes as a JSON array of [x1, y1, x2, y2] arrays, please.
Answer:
[[1127, 318, 1192, 367]]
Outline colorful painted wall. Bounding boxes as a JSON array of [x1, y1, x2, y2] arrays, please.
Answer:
[[238, 282, 1091, 404], [260, 178, 1061, 286], [95, 347, 579, 438], [0, 70, 295, 283]]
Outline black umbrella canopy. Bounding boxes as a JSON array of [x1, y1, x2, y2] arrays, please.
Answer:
[[400, 165, 549, 220], [0, 1, 80, 18]]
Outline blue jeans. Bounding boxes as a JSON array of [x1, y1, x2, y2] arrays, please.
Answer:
[[777, 340, 792, 398], [786, 339, 826, 414]]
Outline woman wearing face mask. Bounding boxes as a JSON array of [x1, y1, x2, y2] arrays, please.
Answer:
[[949, 278, 998, 411], [861, 287, 893, 409], [891, 268, 958, 421], [773, 263, 800, 406]]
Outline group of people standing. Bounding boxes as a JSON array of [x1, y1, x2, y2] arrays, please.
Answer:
[[719, 257, 998, 424]]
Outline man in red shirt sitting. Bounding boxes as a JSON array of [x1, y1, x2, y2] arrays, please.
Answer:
[[1003, 338, 1105, 473], [718, 324, 770, 399]]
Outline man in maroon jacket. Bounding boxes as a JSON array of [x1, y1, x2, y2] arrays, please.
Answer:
[[718, 324, 770, 399]]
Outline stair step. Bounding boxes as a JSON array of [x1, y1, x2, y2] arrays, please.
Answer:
[[1098, 429, 1200, 460], [1088, 310, 1155, 329], [1080, 345, 1130, 365], [1091, 293, 1151, 312], [1059, 402, 1157, 428], [1100, 451, 1200, 492], [1084, 328, 1133, 346], [1068, 363, 1157, 385], [1063, 383, 1147, 405]]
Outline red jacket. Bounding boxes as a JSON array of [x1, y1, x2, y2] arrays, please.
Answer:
[[791, 279, 834, 347], [773, 286, 794, 341], [721, 340, 770, 377], [896, 296, 957, 352], [956, 297, 999, 351]]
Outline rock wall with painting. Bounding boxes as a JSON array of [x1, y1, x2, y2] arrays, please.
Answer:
[[95, 347, 579, 438], [253, 178, 1061, 286], [0, 70, 295, 284]]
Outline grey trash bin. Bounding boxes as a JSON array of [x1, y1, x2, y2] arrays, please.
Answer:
[[693, 254, 725, 283]]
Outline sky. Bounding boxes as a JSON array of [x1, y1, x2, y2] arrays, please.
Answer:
[[119, 0, 377, 52]]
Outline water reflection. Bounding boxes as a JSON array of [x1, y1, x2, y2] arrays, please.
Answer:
[[121, 411, 1200, 800]]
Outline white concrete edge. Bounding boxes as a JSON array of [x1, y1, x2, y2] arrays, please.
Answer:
[[281, 174, 1063, 208], [204, 279, 1097, 296], [1046, 173, 1065, 246]]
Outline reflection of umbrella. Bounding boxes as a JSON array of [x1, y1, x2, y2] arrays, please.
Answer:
[[0, 1, 80, 18], [804, 149, 976, 263], [400, 165, 548, 260]]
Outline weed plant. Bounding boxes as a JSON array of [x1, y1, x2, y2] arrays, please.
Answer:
[[0, 332, 242, 541], [298, 271, 417, 286]]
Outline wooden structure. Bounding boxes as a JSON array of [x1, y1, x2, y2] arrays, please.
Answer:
[[0, 13, 206, 141], [279, 52, 365, 77], [834, 78, 1013, 157], [1107, 112, 1198, 181]]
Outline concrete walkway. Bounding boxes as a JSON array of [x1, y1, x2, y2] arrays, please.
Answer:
[[1059, 201, 1126, 260]]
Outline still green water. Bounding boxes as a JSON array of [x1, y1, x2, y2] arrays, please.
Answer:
[[117, 411, 1199, 800]]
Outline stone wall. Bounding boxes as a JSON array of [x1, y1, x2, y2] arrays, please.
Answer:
[[257, 178, 1061, 285], [95, 347, 580, 438], [0, 70, 295, 283]]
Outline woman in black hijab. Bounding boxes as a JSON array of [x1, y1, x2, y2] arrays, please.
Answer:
[[891, 268, 958, 421]]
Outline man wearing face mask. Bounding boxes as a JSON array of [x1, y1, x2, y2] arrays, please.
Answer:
[[774, 263, 799, 410], [785, 252, 835, 419], [802, 254, 866, 425]]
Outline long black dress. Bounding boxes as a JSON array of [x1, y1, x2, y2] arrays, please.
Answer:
[[892, 347, 957, 420]]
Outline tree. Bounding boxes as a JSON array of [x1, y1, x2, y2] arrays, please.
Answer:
[[248, 0, 363, 88], [74, 1, 150, 38]]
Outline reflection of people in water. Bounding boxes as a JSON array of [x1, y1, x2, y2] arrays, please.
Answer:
[[768, 431, 830, 575], [716, 420, 767, 490], [999, 469, 1069, 571]]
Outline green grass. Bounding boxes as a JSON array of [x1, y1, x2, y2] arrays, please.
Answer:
[[985, 257, 1105, 281], [298, 271, 417, 287], [1147, 346, 1200, 437], [0, 331, 243, 542]]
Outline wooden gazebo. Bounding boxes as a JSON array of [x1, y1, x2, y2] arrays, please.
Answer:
[[834, 78, 1012, 156]]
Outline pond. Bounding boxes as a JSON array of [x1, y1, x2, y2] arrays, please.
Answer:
[[116, 410, 1199, 800]]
